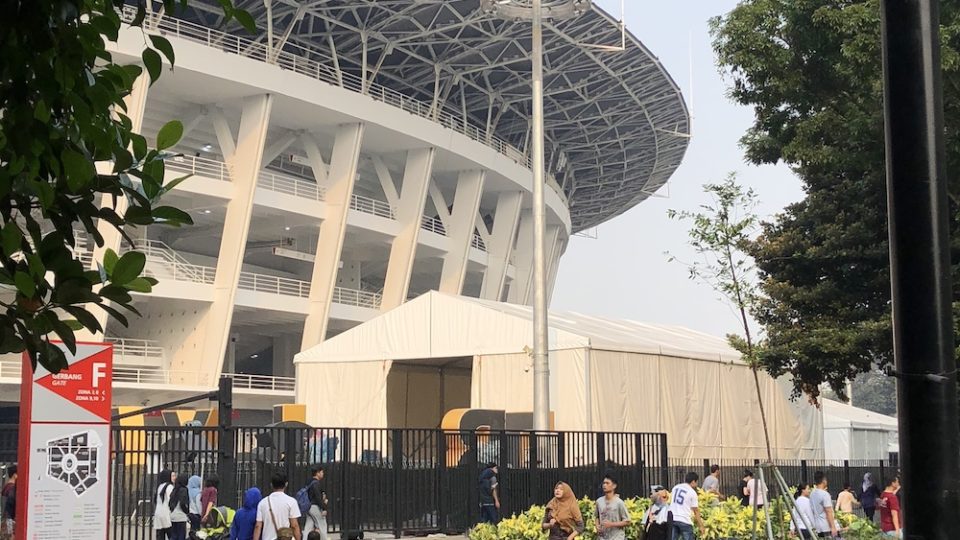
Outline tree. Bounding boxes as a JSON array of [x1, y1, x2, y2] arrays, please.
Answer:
[[0, 1, 254, 373], [668, 173, 775, 462], [710, 0, 960, 402]]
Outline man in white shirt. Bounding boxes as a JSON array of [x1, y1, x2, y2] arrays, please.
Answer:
[[255, 472, 302, 540], [809, 471, 838, 538], [668, 472, 706, 540], [791, 483, 815, 540], [745, 474, 768, 508]]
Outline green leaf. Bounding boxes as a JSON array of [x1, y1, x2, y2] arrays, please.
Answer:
[[90, 15, 120, 42], [156, 120, 183, 151], [234, 9, 257, 33], [111, 251, 146, 285], [161, 173, 192, 194], [124, 277, 154, 293], [149, 35, 176, 66], [142, 48, 162, 84], [62, 320, 85, 331], [1, 222, 23, 256], [61, 148, 96, 191], [14, 271, 36, 298], [152, 206, 193, 226], [103, 248, 119, 275], [98, 303, 129, 328], [132, 134, 148, 161], [34, 99, 50, 123]]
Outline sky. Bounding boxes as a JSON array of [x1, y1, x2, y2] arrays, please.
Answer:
[[551, 0, 806, 338]]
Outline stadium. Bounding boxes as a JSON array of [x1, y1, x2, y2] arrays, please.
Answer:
[[0, 0, 690, 420]]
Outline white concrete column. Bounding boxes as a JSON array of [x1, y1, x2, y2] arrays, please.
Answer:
[[300, 123, 365, 348], [439, 170, 485, 294], [380, 148, 436, 310], [173, 94, 273, 386], [507, 211, 534, 304], [480, 191, 523, 301], [546, 236, 566, 305], [83, 74, 151, 337]]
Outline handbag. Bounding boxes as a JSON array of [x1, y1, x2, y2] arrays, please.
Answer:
[[268, 495, 295, 540]]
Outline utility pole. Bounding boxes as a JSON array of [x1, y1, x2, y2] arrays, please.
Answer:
[[880, 1, 960, 538]]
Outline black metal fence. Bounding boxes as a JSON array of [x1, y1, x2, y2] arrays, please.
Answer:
[[0, 425, 666, 540]]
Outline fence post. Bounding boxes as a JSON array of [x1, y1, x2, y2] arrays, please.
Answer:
[[392, 429, 402, 539], [530, 432, 540, 509], [597, 433, 607, 494], [341, 428, 352, 533], [217, 376, 237, 507], [703, 458, 710, 480], [468, 431, 478, 526], [284, 428, 298, 494], [558, 433, 566, 472], [801, 460, 808, 484], [843, 460, 851, 489], [498, 430, 509, 512], [437, 430, 447, 532], [879, 459, 886, 488], [659, 434, 669, 487]]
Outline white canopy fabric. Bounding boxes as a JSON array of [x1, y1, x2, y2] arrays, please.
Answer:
[[295, 292, 823, 459], [822, 399, 898, 460]]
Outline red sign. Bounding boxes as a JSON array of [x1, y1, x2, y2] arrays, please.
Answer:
[[34, 345, 113, 421]]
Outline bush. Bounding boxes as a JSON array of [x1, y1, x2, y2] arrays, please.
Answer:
[[468, 491, 881, 540]]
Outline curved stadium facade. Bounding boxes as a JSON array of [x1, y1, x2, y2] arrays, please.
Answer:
[[1, 1, 689, 417]]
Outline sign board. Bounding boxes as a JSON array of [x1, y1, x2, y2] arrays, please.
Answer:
[[18, 342, 113, 540]]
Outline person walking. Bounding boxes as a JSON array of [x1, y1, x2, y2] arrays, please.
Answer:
[[702, 465, 721, 495], [169, 474, 191, 540], [231, 487, 263, 540], [835, 483, 860, 514], [201, 474, 220, 527], [188, 475, 203, 532], [739, 471, 753, 507], [154, 469, 175, 540], [303, 465, 329, 539], [861, 473, 881, 522], [595, 474, 630, 540], [542, 482, 584, 540], [791, 483, 815, 540], [878, 476, 902, 538], [1, 465, 16, 539], [644, 485, 671, 540], [254, 472, 302, 540], [745, 471, 768, 509], [478, 463, 501, 525], [668, 472, 706, 540], [810, 472, 838, 538]]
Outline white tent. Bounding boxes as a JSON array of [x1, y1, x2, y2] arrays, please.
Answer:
[[822, 399, 898, 460], [295, 292, 824, 459]]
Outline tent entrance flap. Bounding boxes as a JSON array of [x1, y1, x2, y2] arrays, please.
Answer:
[[386, 356, 472, 428]]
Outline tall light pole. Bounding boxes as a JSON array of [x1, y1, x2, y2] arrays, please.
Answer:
[[481, 0, 589, 431]]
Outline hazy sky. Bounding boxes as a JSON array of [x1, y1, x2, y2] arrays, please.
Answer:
[[551, 0, 805, 338]]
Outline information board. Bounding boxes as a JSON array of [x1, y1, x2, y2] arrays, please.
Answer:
[[17, 342, 113, 540]]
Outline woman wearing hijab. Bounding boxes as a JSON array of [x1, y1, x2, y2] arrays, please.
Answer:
[[861, 472, 882, 521], [230, 487, 263, 540], [187, 476, 203, 532], [542, 482, 584, 540], [154, 469, 175, 540], [168, 474, 191, 540]]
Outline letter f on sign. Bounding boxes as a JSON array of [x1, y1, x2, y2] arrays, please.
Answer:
[[93, 363, 106, 388]]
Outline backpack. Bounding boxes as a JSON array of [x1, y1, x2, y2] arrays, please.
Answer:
[[295, 480, 317, 515]]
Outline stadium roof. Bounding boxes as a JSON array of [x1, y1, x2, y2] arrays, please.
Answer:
[[181, 0, 691, 231]]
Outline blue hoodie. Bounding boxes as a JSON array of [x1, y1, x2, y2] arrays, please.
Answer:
[[188, 476, 202, 514], [230, 487, 262, 540]]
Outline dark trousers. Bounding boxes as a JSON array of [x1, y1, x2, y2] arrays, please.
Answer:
[[169, 522, 187, 540], [188, 513, 201, 531], [864, 507, 876, 521], [480, 505, 500, 525], [156, 529, 170, 540]]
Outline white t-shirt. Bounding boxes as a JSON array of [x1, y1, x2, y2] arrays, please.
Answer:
[[668, 483, 699, 525], [153, 484, 173, 530], [746, 478, 767, 506], [791, 496, 814, 531], [256, 492, 302, 540]]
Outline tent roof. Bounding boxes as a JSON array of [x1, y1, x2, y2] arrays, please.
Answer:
[[296, 291, 743, 365], [822, 399, 898, 431]]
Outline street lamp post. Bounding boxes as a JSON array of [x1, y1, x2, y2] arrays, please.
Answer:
[[481, 0, 589, 432]]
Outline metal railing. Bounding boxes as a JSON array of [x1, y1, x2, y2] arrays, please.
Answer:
[[350, 194, 395, 219], [471, 232, 487, 252], [105, 338, 164, 364], [121, 7, 532, 170], [420, 215, 447, 236], [224, 372, 296, 392], [167, 154, 232, 182], [134, 239, 216, 284], [332, 286, 382, 309], [113, 366, 204, 386], [238, 271, 311, 298], [258, 169, 325, 201], [0, 359, 20, 380]]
